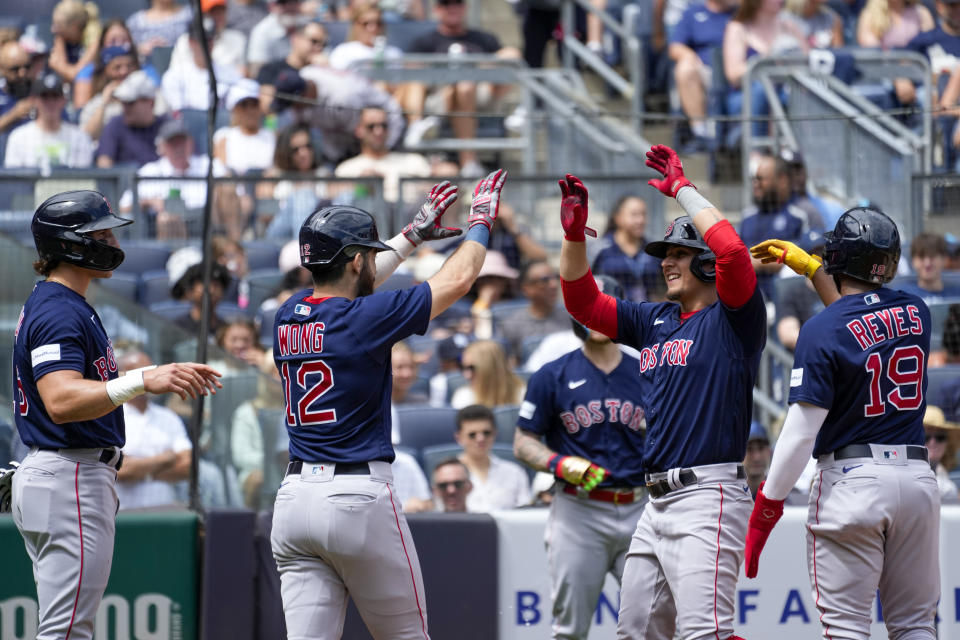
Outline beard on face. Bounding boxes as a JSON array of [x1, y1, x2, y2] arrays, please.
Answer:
[[355, 253, 376, 298]]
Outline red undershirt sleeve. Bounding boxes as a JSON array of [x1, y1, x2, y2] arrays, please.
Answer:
[[703, 220, 756, 309], [560, 270, 619, 339]]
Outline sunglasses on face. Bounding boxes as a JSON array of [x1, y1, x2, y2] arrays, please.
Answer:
[[290, 143, 312, 154], [5, 63, 29, 74], [365, 122, 388, 131], [525, 274, 558, 285], [926, 432, 948, 444], [461, 364, 475, 374], [437, 0, 464, 5], [466, 429, 494, 440], [436, 480, 467, 491], [309, 37, 326, 47]]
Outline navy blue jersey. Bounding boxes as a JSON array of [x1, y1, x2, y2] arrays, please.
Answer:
[[516, 348, 646, 487], [789, 288, 930, 457], [616, 288, 766, 472], [273, 283, 432, 464], [591, 235, 663, 302], [13, 281, 124, 449]]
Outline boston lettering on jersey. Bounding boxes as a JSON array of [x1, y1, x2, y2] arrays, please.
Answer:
[[276, 320, 326, 357], [845, 304, 924, 351], [559, 399, 645, 433], [637, 339, 694, 373]]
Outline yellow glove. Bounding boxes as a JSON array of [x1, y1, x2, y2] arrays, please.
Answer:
[[550, 455, 608, 491], [749, 239, 822, 279]]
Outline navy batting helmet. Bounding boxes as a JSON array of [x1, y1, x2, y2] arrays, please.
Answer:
[[644, 215, 716, 283], [299, 205, 392, 267], [823, 206, 900, 284], [32, 190, 132, 272], [572, 275, 624, 341]]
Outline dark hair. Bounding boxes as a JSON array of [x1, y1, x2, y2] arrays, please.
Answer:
[[305, 246, 368, 287], [944, 303, 960, 357], [273, 123, 317, 172], [519, 259, 551, 283], [734, 0, 764, 23], [90, 19, 140, 96], [910, 233, 949, 259], [433, 457, 469, 479], [33, 257, 59, 276], [171, 262, 232, 299], [456, 404, 495, 431], [215, 318, 262, 351], [603, 194, 645, 236]]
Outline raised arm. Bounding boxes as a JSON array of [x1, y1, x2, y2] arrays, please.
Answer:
[[749, 239, 841, 306], [427, 170, 507, 319]]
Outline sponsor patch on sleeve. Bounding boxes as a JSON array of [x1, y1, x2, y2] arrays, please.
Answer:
[[790, 368, 804, 387], [519, 400, 536, 420], [31, 344, 61, 367]]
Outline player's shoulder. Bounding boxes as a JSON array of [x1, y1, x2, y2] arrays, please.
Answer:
[[24, 283, 90, 325], [275, 288, 330, 319]]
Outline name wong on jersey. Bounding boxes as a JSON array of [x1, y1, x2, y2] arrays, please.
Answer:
[[276, 321, 326, 357]]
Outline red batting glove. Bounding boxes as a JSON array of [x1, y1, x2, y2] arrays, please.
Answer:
[[744, 483, 785, 579], [645, 144, 695, 198], [558, 173, 597, 241]]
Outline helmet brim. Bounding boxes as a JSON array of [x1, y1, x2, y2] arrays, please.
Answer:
[[644, 239, 706, 259], [76, 213, 133, 234]]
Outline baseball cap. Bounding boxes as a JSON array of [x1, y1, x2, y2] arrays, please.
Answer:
[[100, 44, 133, 66], [748, 421, 769, 444], [477, 250, 519, 280], [113, 70, 157, 103], [31, 72, 64, 97], [202, 0, 226, 10], [225, 78, 261, 111], [156, 118, 191, 143], [272, 69, 307, 110]]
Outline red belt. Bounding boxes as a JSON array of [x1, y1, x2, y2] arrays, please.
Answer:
[[562, 484, 644, 504]]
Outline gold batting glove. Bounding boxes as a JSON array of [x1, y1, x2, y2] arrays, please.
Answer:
[[549, 455, 608, 491], [750, 239, 822, 279]]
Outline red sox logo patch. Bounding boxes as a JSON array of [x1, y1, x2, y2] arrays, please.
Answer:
[[301, 243, 311, 257], [665, 221, 675, 236]]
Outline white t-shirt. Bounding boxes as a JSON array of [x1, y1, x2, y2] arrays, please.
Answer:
[[466, 455, 531, 513], [161, 59, 242, 111], [213, 125, 276, 175], [391, 450, 431, 507], [117, 402, 192, 509], [170, 29, 248, 75], [4, 121, 95, 168], [119, 155, 228, 210], [334, 151, 431, 203], [328, 40, 403, 71]]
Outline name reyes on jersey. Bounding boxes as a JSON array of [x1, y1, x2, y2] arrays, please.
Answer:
[[276, 321, 326, 356], [637, 339, 694, 373], [845, 305, 923, 351], [559, 399, 645, 434]]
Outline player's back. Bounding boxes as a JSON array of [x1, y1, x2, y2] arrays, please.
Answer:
[[272, 283, 432, 464], [790, 287, 931, 456]]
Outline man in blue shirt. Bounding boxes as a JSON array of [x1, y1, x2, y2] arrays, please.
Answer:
[[894, 232, 960, 305], [95, 70, 166, 169]]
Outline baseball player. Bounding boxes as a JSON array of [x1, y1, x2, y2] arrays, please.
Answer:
[[513, 274, 659, 640], [7, 190, 222, 640], [270, 171, 507, 640], [745, 208, 939, 638], [558, 144, 765, 640]]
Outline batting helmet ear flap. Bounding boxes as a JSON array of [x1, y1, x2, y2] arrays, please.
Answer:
[[691, 249, 716, 283]]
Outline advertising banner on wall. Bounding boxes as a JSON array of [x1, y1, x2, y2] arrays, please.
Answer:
[[495, 506, 960, 639], [0, 510, 198, 640]]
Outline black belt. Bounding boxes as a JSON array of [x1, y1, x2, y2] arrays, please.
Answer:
[[39, 447, 123, 471], [285, 461, 370, 477], [833, 444, 928, 462], [646, 466, 746, 499]]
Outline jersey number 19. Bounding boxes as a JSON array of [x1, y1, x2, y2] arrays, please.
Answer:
[[863, 346, 924, 417], [280, 360, 337, 427]]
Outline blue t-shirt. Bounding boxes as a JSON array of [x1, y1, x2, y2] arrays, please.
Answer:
[[273, 283, 432, 464], [739, 207, 805, 248], [670, 2, 734, 65], [615, 288, 767, 472], [517, 348, 646, 487], [591, 235, 663, 302], [891, 281, 960, 307], [13, 281, 124, 449], [96, 114, 166, 166], [789, 288, 930, 456], [905, 26, 960, 75]]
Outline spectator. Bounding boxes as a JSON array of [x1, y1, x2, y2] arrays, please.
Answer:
[[905, 0, 960, 77], [126, 0, 193, 59], [591, 195, 663, 302], [73, 19, 153, 109], [498, 260, 570, 360], [782, 0, 845, 48], [451, 339, 525, 409], [329, 2, 403, 71], [723, 0, 806, 137], [334, 105, 431, 202], [489, 203, 549, 271], [669, 0, 737, 148], [391, 449, 434, 513], [779, 148, 840, 230], [923, 405, 960, 503], [247, 0, 305, 77], [941, 304, 960, 421], [392, 341, 428, 405], [455, 404, 531, 512], [0, 41, 38, 134], [170, 0, 248, 77], [79, 44, 140, 140], [743, 421, 772, 498], [228, 0, 269, 35], [161, 21, 242, 111], [775, 230, 827, 350], [214, 78, 276, 175], [255, 21, 327, 106], [115, 349, 192, 509], [261, 123, 332, 240], [118, 119, 243, 240], [470, 250, 518, 339], [216, 318, 268, 370], [212, 235, 251, 309], [4, 73, 95, 169], [96, 70, 166, 168], [48, 0, 99, 84], [429, 333, 473, 405], [895, 232, 960, 304], [431, 457, 473, 512], [858, 0, 934, 49], [170, 261, 234, 337], [405, 0, 523, 176], [230, 362, 286, 508]]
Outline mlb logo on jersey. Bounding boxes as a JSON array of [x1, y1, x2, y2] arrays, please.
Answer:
[[295, 303, 311, 316], [864, 293, 880, 305], [883, 450, 898, 460]]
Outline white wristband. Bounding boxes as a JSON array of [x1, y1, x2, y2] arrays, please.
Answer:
[[105, 365, 156, 406], [375, 234, 414, 279], [676, 186, 716, 218]]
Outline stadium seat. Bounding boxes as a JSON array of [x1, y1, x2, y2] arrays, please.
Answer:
[[180, 109, 232, 156], [149, 300, 190, 320], [490, 299, 529, 327], [931, 300, 960, 351], [139, 269, 174, 305], [444, 371, 469, 403], [493, 405, 520, 444], [96, 271, 139, 299], [928, 365, 960, 409], [247, 268, 285, 314], [242, 240, 283, 272], [148, 45, 174, 77], [114, 241, 172, 275], [394, 404, 458, 451]]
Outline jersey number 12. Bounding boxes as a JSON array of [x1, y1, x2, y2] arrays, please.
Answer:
[[280, 360, 337, 427], [863, 346, 924, 417]]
